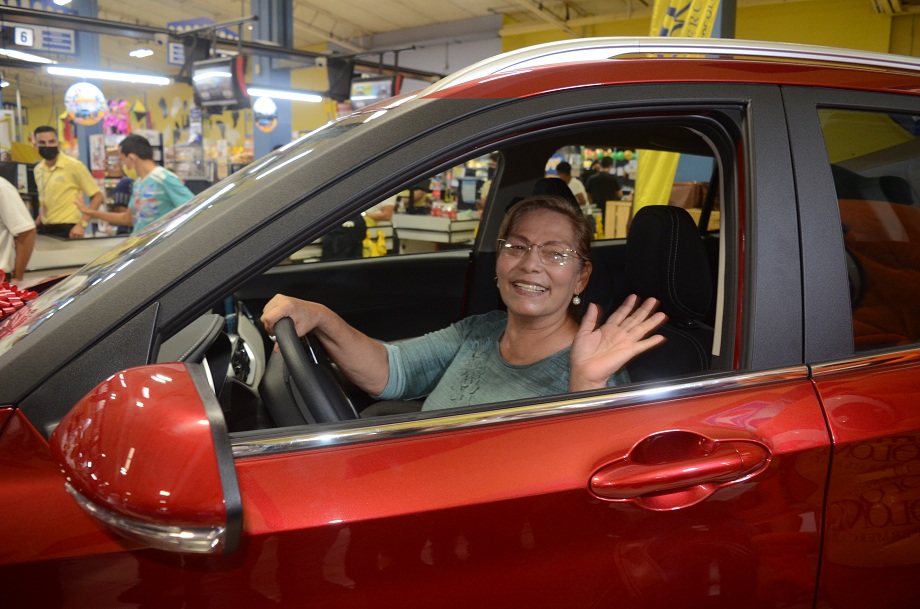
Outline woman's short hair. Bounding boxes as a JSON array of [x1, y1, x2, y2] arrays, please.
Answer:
[[497, 194, 593, 265]]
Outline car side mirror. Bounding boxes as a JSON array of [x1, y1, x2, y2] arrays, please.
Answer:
[[50, 363, 241, 554]]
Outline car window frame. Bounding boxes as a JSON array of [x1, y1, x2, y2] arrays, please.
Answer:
[[221, 83, 803, 451], [783, 85, 920, 364]]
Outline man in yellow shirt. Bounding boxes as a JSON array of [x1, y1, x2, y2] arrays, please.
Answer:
[[33, 126, 103, 239]]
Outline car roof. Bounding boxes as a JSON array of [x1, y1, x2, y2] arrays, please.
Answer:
[[423, 36, 920, 99]]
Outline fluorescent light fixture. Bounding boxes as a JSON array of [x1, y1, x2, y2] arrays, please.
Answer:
[[53, 0, 73, 5], [0, 48, 55, 64], [193, 71, 230, 82], [129, 48, 154, 59], [246, 86, 322, 103], [46, 66, 170, 86], [0, 81, 8, 88]]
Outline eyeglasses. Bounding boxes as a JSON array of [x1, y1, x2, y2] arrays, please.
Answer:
[[497, 239, 583, 266]]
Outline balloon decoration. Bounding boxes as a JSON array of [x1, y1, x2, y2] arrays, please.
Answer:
[[103, 99, 131, 135], [252, 96, 278, 133], [64, 82, 107, 126]]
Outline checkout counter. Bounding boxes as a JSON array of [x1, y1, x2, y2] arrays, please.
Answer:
[[394, 212, 478, 253], [287, 208, 479, 262], [24, 233, 128, 283]]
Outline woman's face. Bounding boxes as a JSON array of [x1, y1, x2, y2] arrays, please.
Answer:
[[496, 208, 591, 323]]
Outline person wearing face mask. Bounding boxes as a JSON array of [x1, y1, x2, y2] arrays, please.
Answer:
[[32, 126, 104, 239], [75, 134, 194, 235], [262, 195, 667, 413]]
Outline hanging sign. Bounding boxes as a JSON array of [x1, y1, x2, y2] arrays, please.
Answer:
[[253, 96, 278, 133], [64, 82, 107, 126]]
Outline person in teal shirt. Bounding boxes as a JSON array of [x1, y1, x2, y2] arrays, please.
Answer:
[[262, 195, 667, 413], [76, 134, 194, 235]]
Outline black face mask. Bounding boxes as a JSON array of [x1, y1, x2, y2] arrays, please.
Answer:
[[38, 146, 59, 161]]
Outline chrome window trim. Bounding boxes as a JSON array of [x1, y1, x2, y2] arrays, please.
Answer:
[[810, 345, 920, 377], [231, 365, 808, 458]]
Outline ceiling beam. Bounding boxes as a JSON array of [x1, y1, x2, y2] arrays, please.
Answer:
[[508, 0, 578, 37], [292, 18, 367, 53], [501, 11, 652, 36], [0, 6, 441, 80]]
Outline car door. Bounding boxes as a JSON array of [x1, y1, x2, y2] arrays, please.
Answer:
[[785, 86, 920, 609], [209, 84, 827, 608]]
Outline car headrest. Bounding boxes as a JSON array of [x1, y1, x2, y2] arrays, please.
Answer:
[[626, 205, 712, 321], [879, 175, 913, 205]]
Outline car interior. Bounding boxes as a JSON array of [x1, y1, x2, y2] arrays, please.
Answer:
[[150, 117, 734, 435]]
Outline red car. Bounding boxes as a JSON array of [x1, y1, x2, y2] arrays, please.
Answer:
[[1, 37, 919, 607]]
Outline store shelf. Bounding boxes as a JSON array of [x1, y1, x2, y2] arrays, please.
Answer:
[[394, 214, 478, 244]]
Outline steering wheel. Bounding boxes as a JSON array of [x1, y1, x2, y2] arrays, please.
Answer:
[[273, 317, 358, 423]]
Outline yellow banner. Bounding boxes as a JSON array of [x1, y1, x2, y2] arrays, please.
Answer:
[[634, 0, 722, 214], [655, 0, 722, 38]]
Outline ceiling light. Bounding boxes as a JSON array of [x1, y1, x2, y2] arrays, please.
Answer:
[[129, 49, 154, 59], [0, 48, 55, 64], [46, 66, 170, 86], [52, 0, 72, 5], [246, 86, 323, 103], [0, 81, 8, 88]]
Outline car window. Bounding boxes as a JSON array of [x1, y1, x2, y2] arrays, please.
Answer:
[[136, 112, 738, 435], [818, 108, 920, 352]]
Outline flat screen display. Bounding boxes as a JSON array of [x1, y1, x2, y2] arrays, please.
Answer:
[[192, 55, 249, 111], [460, 179, 479, 204], [349, 76, 401, 110]]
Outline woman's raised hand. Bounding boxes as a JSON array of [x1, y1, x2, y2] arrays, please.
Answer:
[[569, 295, 667, 391]]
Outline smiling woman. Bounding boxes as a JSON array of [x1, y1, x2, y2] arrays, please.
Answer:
[[260, 195, 667, 414]]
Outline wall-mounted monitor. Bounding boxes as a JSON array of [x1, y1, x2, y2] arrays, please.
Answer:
[[349, 75, 402, 110], [191, 55, 249, 112]]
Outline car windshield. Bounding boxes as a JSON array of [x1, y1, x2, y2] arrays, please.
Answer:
[[0, 114, 376, 356]]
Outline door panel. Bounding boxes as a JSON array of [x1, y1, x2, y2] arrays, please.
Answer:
[[222, 376, 829, 608], [235, 250, 471, 343], [812, 356, 920, 609]]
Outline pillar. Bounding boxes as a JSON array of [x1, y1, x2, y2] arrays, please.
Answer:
[[74, 0, 102, 168], [250, 0, 293, 158]]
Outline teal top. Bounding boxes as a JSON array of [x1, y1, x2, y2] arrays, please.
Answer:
[[130, 166, 194, 234], [377, 310, 630, 411]]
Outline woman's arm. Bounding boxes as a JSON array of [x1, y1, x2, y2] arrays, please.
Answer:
[[261, 294, 390, 395], [568, 295, 667, 392]]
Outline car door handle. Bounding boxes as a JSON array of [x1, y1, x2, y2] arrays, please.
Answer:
[[589, 431, 770, 510]]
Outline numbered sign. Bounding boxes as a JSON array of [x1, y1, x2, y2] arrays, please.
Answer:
[[13, 26, 34, 47]]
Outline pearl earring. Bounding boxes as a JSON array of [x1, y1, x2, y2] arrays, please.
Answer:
[[572, 294, 581, 305]]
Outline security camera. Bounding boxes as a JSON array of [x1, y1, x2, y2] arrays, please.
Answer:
[[154, 33, 168, 47]]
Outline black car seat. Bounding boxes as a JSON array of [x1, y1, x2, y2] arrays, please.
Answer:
[[879, 175, 913, 206], [625, 205, 714, 382]]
